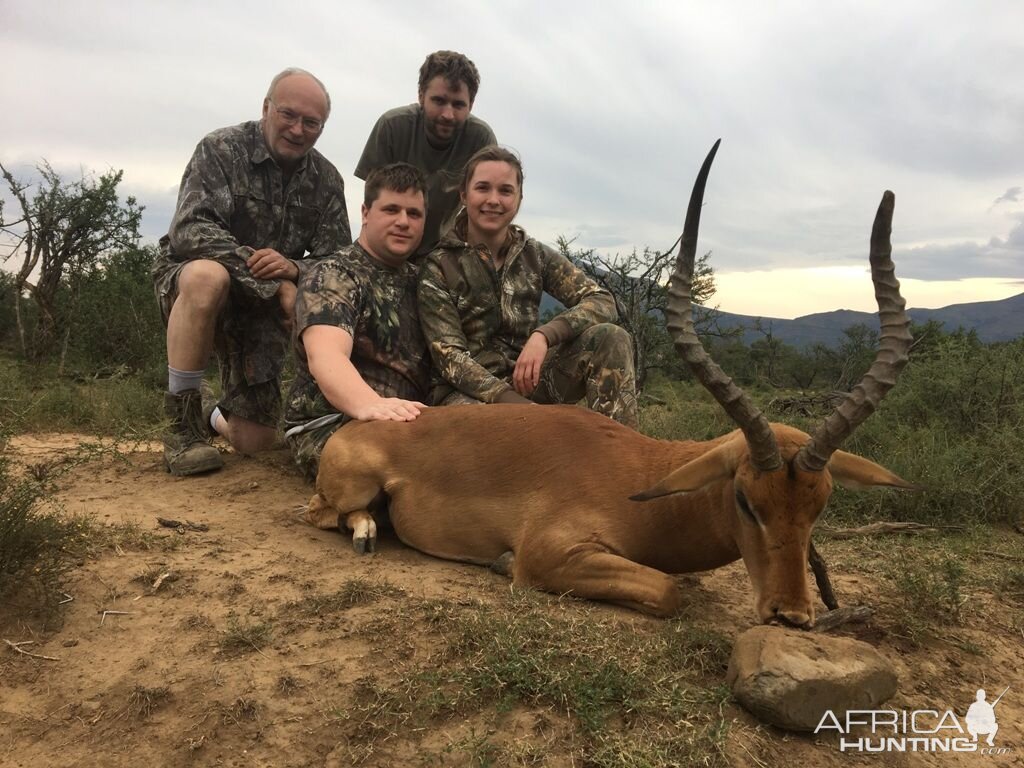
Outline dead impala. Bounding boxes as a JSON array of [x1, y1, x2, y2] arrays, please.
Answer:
[[306, 140, 916, 627]]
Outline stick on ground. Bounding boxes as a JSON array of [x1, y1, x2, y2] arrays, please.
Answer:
[[817, 522, 963, 539], [809, 540, 839, 610], [156, 517, 210, 532], [811, 605, 874, 633], [4, 639, 59, 661]]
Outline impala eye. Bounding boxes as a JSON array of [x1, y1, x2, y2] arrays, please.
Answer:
[[735, 490, 759, 525]]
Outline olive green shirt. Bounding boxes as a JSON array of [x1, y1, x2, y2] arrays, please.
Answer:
[[355, 104, 495, 257]]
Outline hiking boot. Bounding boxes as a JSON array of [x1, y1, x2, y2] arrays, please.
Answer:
[[163, 389, 223, 476]]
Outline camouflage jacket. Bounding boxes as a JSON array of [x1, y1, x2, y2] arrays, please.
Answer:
[[417, 213, 618, 403], [153, 120, 351, 385], [284, 243, 430, 431]]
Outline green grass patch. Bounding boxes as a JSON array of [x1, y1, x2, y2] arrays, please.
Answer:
[[0, 435, 97, 621], [288, 577, 405, 617], [333, 590, 730, 766], [0, 352, 163, 436], [885, 553, 967, 645], [219, 614, 273, 655]]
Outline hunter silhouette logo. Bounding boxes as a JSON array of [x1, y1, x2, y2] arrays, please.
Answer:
[[815, 685, 1013, 755], [966, 687, 1008, 747]]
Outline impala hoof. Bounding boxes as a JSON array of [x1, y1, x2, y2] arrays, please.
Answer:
[[346, 510, 377, 555], [352, 532, 377, 555], [490, 551, 515, 577]]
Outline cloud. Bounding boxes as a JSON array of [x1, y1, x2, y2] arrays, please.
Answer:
[[898, 216, 1024, 280], [5, 0, 1024, 301], [991, 186, 1022, 209]]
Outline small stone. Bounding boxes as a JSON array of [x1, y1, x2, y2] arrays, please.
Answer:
[[62, 639, 79, 648], [728, 625, 898, 731]]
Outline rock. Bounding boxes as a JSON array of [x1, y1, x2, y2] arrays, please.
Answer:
[[727, 625, 898, 731]]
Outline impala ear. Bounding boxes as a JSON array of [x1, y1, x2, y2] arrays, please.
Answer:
[[828, 450, 921, 490], [630, 441, 739, 501]]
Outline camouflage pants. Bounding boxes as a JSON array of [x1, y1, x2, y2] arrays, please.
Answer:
[[153, 260, 283, 428], [440, 323, 638, 429], [286, 416, 350, 482]]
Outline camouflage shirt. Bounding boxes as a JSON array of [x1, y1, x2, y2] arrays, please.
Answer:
[[153, 120, 351, 386], [284, 243, 431, 431], [417, 213, 618, 403]]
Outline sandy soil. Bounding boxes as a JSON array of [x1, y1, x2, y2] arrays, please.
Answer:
[[0, 435, 1021, 767]]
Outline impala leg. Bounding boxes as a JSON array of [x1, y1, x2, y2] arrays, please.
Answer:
[[304, 492, 342, 530], [304, 488, 380, 554], [345, 510, 377, 554], [518, 546, 681, 617], [490, 551, 515, 578]]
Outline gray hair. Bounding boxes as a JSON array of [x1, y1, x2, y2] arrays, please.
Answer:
[[265, 67, 331, 119]]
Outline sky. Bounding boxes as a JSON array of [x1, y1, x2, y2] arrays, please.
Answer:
[[2, 0, 1022, 318]]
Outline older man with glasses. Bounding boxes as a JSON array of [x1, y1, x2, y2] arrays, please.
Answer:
[[152, 67, 351, 476]]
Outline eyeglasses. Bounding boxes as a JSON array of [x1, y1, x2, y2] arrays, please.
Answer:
[[268, 99, 324, 134]]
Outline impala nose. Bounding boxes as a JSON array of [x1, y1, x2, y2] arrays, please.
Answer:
[[768, 607, 813, 630]]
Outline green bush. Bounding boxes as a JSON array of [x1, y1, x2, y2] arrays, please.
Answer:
[[643, 333, 1024, 526], [0, 271, 18, 348], [827, 336, 1024, 524], [639, 375, 739, 442], [63, 244, 166, 383], [0, 431, 92, 615]]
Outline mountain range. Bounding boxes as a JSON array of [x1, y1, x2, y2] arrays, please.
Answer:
[[704, 292, 1024, 347]]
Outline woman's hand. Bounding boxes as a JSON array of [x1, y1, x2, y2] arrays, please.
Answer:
[[513, 332, 549, 396]]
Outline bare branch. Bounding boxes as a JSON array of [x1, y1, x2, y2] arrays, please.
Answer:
[[4, 639, 60, 661]]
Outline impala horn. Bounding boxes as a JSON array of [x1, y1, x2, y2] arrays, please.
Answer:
[[665, 140, 782, 473], [795, 191, 912, 472]]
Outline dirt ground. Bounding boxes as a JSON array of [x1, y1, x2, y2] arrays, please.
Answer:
[[1, 434, 1021, 767]]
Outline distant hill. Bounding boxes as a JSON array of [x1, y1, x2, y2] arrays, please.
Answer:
[[540, 292, 1024, 347], [706, 292, 1024, 347]]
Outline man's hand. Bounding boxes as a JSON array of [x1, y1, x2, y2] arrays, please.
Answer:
[[351, 398, 427, 422], [248, 248, 298, 281], [512, 332, 549, 396]]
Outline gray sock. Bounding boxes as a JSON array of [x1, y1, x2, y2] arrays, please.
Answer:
[[168, 366, 204, 395]]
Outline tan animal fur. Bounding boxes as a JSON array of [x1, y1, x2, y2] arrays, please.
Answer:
[[306, 141, 915, 627]]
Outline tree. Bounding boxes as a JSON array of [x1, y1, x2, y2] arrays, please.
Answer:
[[66, 244, 165, 379], [832, 323, 879, 391], [558, 236, 716, 390], [748, 319, 786, 387], [0, 161, 144, 363]]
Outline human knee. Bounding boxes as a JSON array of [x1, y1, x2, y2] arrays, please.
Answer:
[[177, 261, 230, 312], [227, 418, 277, 455], [231, 431, 276, 455], [588, 323, 634, 367]]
